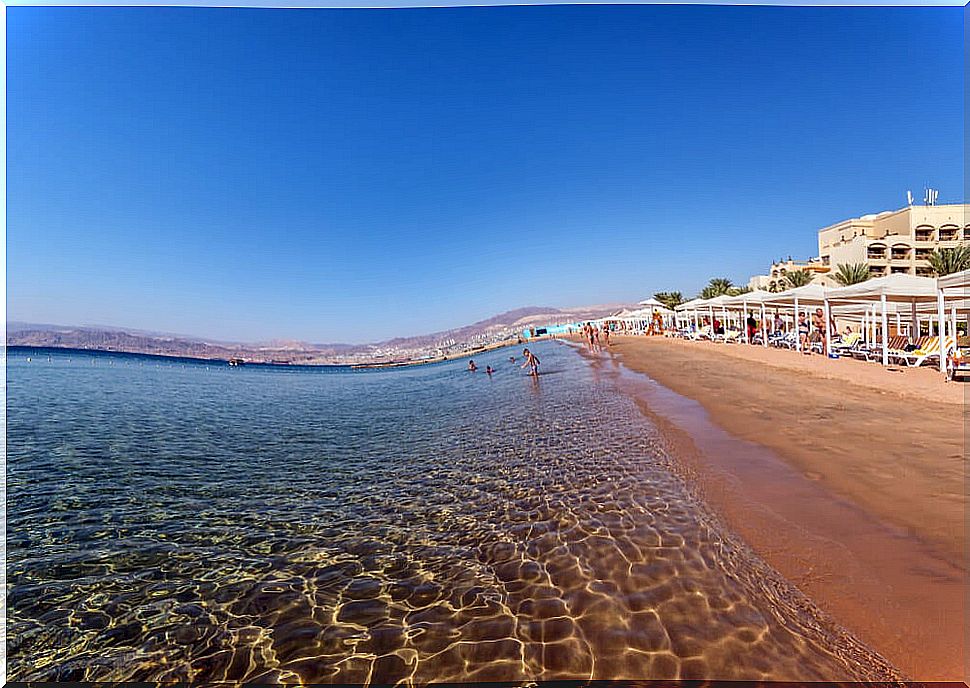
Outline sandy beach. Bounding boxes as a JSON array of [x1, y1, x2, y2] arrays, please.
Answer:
[[600, 335, 965, 680]]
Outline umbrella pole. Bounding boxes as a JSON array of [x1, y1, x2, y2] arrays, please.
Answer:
[[881, 293, 889, 367], [743, 302, 749, 344], [824, 298, 832, 357], [937, 288, 947, 374], [760, 303, 767, 347]]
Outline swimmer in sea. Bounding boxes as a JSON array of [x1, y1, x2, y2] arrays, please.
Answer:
[[468, 360, 477, 371], [520, 348, 540, 377], [486, 365, 493, 376]]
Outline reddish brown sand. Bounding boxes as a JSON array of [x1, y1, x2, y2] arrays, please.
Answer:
[[602, 335, 965, 681]]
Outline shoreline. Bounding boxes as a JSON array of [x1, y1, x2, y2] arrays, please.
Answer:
[[592, 335, 965, 680], [7, 340, 526, 369]]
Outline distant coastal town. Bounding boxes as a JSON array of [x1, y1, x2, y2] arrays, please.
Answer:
[[9, 194, 968, 369]]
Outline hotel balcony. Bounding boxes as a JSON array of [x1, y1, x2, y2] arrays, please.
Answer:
[[890, 246, 912, 261], [866, 245, 887, 260], [915, 248, 933, 260], [939, 226, 959, 242], [915, 265, 935, 277], [914, 228, 936, 242], [890, 265, 912, 275], [869, 265, 888, 277]]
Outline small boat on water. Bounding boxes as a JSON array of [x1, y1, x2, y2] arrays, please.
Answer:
[[228, 358, 245, 367]]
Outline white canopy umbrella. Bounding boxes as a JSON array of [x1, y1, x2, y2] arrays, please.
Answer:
[[761, 284, 830, 352], [638, 297, 666, 308], [939, 269, 970, 295], [826, 274, 941, 368], [722, 290, 773, 345], [937, 270, 970, 364], [675, 298, 708, 311], [675, 298, 708, 333]]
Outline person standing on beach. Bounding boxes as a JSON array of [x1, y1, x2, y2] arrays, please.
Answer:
[[602, 325, 610, 347], [521, 348, 540, 377], [798, 313, 811, 354], [812, 308, 827, 353], [746, 314, 757, 342]]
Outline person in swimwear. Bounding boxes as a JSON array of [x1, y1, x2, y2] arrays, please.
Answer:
[[521, 348, 540, 377], [797, 313, 811, 354], [468, 360, 477, 371]]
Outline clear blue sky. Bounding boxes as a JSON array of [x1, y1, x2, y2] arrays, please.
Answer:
[[8, 6, 963, 343]]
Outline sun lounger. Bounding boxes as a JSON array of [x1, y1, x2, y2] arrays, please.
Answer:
[[895, 336, 955, 368], [864, 335, 910, 363], [947, 344, 970, 380], [715, 329, 742, 343], [830, 331, 862, 354], [686, 325, 712, 341]]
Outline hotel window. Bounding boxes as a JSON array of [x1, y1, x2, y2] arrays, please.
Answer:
[[890, 244, 911, 261], [915, 248, 933, 260], [939, 225, 959, 241], [890, 265, 911, 274], [869, 265, 887, 276], [914, 225, 935, 241], [963, 226, 970, 241], [915, 265, 935, 276], [867, 244, 887, 259]]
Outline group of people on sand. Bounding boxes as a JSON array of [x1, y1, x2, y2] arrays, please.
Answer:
[[581, 321, 610, 350], [467, 348, 540, 377], [702, 307, 836, 355]]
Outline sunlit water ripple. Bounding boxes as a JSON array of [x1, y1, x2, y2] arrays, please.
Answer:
[[7, 342, 898, 682]]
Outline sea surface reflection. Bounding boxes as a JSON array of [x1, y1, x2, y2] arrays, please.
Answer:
[[8, 343, 897, 682]]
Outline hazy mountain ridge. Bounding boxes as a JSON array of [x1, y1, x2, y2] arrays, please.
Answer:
[[7, 304, 624, 364]]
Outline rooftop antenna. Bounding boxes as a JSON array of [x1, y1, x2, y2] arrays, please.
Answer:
[[906, 190, 913, 206], [923, 187, 939, 206]]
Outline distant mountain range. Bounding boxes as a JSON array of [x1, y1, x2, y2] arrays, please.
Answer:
[[7, 304, 623, 364]]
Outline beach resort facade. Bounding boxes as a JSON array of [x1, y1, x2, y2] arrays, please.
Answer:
[[747, 202, 969, 290], [817, 203, 968, 277], [747, 257, 836, 291]]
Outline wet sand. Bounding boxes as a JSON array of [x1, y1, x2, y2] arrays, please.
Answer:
[[601, 335, 965, 680]]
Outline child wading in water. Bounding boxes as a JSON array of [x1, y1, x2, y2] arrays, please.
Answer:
[[521, 349, 540, 377]]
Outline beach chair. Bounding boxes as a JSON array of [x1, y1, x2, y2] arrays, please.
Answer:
[[721, 329, 743, 344], [946, 341, 970, 380], [687, 325, 713, 341], [896, 336, 954, 368], [865, 335, 909, 363], [775, 332, 797, 349], [830, 331, 862, 355]]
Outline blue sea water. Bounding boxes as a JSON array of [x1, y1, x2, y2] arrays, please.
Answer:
[[6, 342, 892, 682]]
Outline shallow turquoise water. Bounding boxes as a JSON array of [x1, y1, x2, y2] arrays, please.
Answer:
[[7, 342, 894, 682]]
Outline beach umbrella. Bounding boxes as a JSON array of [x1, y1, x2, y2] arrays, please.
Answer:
[[676, 298, 707, 332], [826, 274, 939, 368], [762, 284, 830, 352], [638, 297, 666, 308]]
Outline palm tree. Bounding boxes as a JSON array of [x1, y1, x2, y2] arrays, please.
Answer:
[[699, 277, 734, 300], [784, 270, 813, 288], [833, 263, 871, 286], [927, 246, 970, 276], [653, 291, 684, 310], [727, 286, 753, 297]]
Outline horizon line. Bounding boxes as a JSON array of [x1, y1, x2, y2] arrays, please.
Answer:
[[7, 1, 965, 8]]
